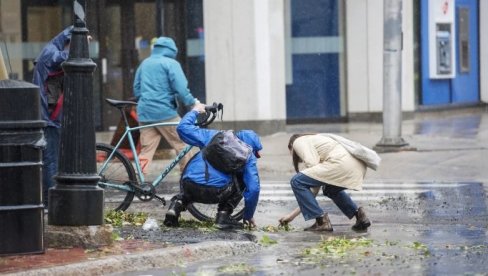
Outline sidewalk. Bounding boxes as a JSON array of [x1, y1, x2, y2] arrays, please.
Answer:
[[1, 105, 487, 275]]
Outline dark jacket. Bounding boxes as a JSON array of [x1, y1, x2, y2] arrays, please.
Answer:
[[32, 26, 72, 127]]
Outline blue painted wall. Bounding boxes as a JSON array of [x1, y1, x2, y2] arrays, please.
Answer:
[[286, 0, 341, 120], [451, 0, 479, 103], [420, 0, 479, 106]]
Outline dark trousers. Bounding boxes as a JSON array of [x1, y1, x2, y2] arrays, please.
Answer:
[[42, 126, 60, 207], [177, 177, 244, 213]]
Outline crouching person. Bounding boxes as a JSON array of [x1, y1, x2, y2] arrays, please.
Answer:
[[280, 133, 380, 232], [164, 103, 262, 230]]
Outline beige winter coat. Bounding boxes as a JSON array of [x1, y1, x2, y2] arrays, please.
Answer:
[[293, 135, 367, 191]]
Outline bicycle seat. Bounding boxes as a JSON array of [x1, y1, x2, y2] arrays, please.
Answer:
[[105, 98, 137, 109]]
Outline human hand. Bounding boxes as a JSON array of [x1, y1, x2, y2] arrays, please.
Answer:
[[278, 215, 293, 226], [243, 218, 256, 230], [192, 102, 206, 113]]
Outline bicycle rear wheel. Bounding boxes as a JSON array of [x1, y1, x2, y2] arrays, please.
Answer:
[[96, 143, 136, 211], [187, 201, 245, 222]]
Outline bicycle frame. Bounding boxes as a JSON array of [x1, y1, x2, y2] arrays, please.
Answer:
[[97, 120, 193, 192]]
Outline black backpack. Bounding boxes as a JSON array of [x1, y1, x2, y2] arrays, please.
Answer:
[[201, 130, 252, 175]]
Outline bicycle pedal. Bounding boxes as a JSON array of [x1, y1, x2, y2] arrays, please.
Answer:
[[155, 195, 166, 206]]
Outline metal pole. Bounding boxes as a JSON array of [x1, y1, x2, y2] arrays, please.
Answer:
[[120, 0, 138, 100], [0, 50, 8, 80], [48, 0, 103, 225], [156, 0, 163, 37], [375, 0, 409, 151]]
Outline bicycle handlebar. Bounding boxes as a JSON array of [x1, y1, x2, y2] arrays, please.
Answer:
[[205, 102, 223, 113], [196, 102, 223, 127]]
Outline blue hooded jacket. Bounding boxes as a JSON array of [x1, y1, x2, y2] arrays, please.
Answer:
[[177, 110, 263, 220], [133, 37, 196, 122], [32, 26, 73, 128]]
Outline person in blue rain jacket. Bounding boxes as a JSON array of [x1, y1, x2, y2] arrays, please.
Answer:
[[164, 103, 262, 230], [32, 25, 73, 209]]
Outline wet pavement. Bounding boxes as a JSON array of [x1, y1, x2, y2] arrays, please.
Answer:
[[118, 180, 488, 275], [114, 107, 488, 275], [0, 239, 170, 274], [2, 106, 488, 275]]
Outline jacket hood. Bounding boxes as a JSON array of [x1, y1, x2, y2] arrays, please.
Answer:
[[236, 130, 263, 158], [152, 36, 178, 58], [52, 25, 73, 51]]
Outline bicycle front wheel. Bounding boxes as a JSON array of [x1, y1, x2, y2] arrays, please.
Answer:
[[96, 143, 136, 211], [187, 201, 245, 222]]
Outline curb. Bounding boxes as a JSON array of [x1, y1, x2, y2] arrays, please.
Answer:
[[6, 241, 261, 276]]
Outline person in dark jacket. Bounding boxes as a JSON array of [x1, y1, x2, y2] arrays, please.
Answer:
[[32, 25, 73, 209], [164, 103, 262, 229]]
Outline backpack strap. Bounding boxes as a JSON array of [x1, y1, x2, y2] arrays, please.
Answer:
[[203, 156, 210, 182], [201, 131, 221, 182], [45, 70, 65, 121], [49, 93, 64, 120]]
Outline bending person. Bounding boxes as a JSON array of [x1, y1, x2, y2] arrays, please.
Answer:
[[281, 133, 375, 232], [32, 26, 72, 209], [164, 103, 263, 230]]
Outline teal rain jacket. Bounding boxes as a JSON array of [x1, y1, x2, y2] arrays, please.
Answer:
[[133, 37, 196, 122]]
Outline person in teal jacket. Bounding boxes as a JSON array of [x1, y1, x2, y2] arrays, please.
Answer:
[[133, 36, 197, 174]]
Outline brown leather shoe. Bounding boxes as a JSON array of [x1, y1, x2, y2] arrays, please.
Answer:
[[304, 214, 333, 232], [352, 207, 371, 231]]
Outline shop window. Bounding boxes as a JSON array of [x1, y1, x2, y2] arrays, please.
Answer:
[[458, 7, 470, 73]]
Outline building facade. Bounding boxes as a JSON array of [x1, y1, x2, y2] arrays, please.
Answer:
[[0, 0, 486, 135]]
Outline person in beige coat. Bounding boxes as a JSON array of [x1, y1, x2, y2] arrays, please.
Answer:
[[279, 134, 372, 232]]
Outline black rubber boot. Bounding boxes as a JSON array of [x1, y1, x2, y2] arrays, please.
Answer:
[[215, 211, 243, 230], [352, 207, 371, 231], [164, 199, 183, 227]]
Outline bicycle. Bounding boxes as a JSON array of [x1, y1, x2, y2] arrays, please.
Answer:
[[96, 98, 245, 222]]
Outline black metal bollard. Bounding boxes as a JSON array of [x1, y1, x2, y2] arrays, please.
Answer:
[[0, 80, 46, 255], [48, 11, 103, 225]]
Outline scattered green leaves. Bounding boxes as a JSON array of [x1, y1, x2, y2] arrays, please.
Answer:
[[408, 241, 430, 256], [303, 236, 374, 259], [104, 210, 148, 227], [217, 263, 255, 274], [111, 231, 123, 241], [261, 224, 293, 232], [259, 234, 278, 246], [176, 218, 217, 232]]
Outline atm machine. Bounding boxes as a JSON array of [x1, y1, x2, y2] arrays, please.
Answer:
[[429, 0, 455, 79]]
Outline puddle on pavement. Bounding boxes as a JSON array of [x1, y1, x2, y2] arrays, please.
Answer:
[[159, 223, 488, 276], [413, 115, 481, 139], [366, 182, 488, 225], [119, 181, 488, 275]]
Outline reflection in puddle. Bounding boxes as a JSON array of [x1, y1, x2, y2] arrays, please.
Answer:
[[414, 115, 481, 138], [130, 182, 488, 276]]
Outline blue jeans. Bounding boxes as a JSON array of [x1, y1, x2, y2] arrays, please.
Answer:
[[42, 126, 61, 207], [290, 173, 358, 221]]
